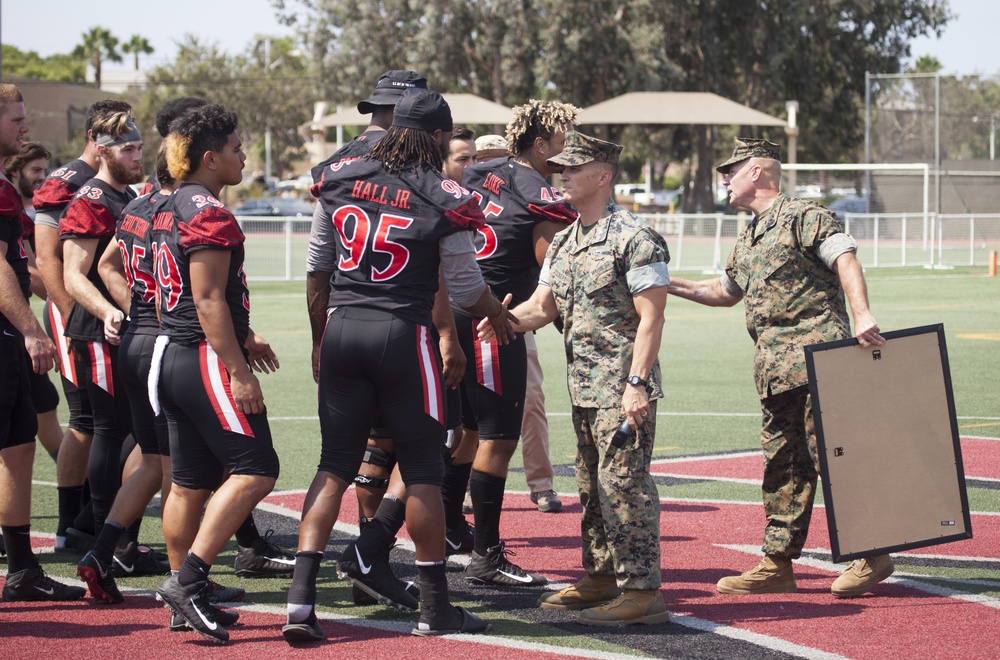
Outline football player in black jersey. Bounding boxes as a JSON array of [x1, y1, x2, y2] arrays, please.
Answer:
[[34, 99, 133, 551], [284, 88, 514, 642], [307, 71, 428, 523], [3, 141, 64, 464], [0, 83, 84, 602], [152, 105, 281, 643], [76, 144, 175, 604], [60, 110, 143, 551], [457, 99, 579, 586], [307, 70, 442, 610]]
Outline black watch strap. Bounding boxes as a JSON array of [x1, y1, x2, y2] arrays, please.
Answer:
[[627, 375, 648, 387]]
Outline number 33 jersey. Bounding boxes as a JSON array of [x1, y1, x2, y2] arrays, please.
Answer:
[[150, 183, 251, 348], [313, 157, 484, 326]]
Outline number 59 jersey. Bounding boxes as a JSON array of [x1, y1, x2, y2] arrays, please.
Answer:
[[150, 183, 251, 349], [314, 158, 485, 326]]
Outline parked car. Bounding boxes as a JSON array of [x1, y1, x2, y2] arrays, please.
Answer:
[[233, 197, 315, 217], [827, 196, 872, 237], [633, 188, 681, 206], [827, 195, 868, 216]]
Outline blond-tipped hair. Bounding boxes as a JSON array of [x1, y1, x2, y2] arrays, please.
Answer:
[[164, 133, 193, 181], [506, 100, 580, 157]]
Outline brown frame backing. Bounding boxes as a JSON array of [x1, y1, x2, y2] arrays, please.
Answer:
[[805, 324, 972, 562]]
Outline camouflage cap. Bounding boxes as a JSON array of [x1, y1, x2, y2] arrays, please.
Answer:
[[716, 137, 782, 173], [475, 134, 507, 152], [546, 131, 622, 168]]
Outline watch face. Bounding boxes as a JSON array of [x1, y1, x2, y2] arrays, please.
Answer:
[[628, 375, 645, 386]]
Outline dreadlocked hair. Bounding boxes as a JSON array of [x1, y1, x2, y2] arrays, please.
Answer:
[[368, 126, 443, 175], [90, 111, 134, 142], [506, 100, 580, 157], [164, 104, 238, 181]]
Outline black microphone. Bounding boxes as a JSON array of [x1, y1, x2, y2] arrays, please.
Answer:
[[610, 418, 632, 450]]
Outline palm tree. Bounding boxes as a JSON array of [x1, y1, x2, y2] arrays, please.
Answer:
[[121, 35, 154, 71], [73, 26, 123, 88]]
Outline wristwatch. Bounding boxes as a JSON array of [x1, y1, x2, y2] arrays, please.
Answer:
[[626, 375, 648, 388]]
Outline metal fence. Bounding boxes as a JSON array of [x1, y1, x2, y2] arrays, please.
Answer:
[[237, 213, 1000, 281]]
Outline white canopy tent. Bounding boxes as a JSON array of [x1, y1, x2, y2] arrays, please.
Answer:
[[577, 92, 785, 127], [576, 91, 788, 196], [304, 93, 512, 134]]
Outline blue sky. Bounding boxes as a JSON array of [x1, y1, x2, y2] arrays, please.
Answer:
[[3, 0, 997, 75]]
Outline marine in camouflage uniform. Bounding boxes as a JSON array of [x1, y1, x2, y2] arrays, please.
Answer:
[[502, 132, 671, 626], [725, 191, 852, 558], [667, 137, 893, 598]]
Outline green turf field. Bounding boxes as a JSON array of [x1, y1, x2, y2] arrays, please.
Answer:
[[29, 265, 1000, 510], [17, 265, 1000, 653]]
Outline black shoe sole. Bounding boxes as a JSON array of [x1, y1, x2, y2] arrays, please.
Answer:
[[77, 565, 124, 604], [282, 623, 326, 642]]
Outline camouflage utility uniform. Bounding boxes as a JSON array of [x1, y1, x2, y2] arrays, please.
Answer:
[[722, 192, 855, 558], [541, 200, 670, 589]]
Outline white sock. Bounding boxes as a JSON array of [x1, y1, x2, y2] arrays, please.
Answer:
[[287, 602, 313, 623]]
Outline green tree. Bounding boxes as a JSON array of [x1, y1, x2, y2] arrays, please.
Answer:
[[121, 35, 154, 71], [651, 0, 952, 211], [1, 45, 86, 83], [275, 0, 951, 211], [73, 26, 123, 87], [130, 35, 313, 179]]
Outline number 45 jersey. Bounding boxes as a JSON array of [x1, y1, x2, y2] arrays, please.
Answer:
[[150, 182, 251, 349], [462, 157, 577, 306], [115, 191, 170, 336], [313, 157, 485, 327]]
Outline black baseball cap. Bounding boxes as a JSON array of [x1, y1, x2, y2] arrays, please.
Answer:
[[391, 88, 453, 133], [357, 70, 429, 114]]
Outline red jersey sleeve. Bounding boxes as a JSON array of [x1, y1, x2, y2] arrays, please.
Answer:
[[59, 196, 117, 238], [0, 181, 21, 221], [527, 201, 577, 226], [33, 178, 75, 212], [445, 198, 486, 231], [178, 207, 243, 253]]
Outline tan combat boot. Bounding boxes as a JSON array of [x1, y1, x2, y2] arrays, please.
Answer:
[[716, 555, 797, 594], [577, 589, 669, 627], [538, 574, 621, 610], [830, 554, 894, 598]]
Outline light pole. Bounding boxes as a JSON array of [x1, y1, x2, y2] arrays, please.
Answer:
[[785, 100, 799, 194], [256, 38, 302, 184]]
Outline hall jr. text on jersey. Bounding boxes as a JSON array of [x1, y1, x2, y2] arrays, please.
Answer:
[[350, 179, 411, 210]]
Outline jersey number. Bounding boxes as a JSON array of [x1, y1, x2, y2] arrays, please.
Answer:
[[469, 193, 504, 260], [151, 241, 182, 312], [332, 205, 413, 281], [117, 240, 156, 303]]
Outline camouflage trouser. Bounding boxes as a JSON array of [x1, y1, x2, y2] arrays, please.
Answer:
[[572, 403, 661, 589], [759, 385, 820, 559]]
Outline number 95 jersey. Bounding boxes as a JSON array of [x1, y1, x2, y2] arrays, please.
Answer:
[[313, 158, 485, 326], [150, 183, 251, 349]]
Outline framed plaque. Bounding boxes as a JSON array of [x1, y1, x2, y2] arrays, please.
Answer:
[[805, 324, 972, 561]]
